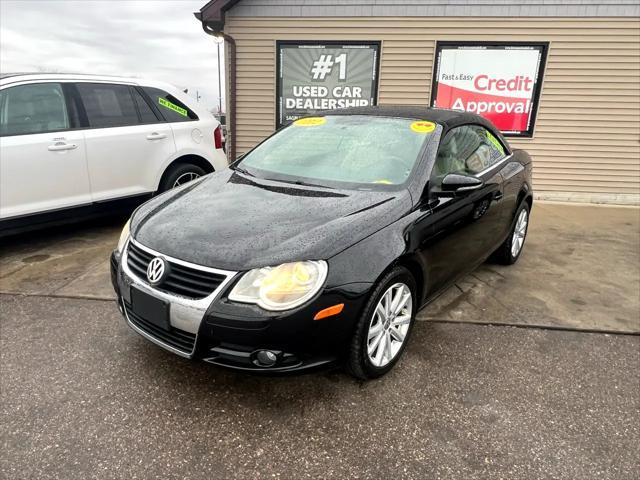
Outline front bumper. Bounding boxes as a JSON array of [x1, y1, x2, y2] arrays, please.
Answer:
[[110, 245, 371, 373]]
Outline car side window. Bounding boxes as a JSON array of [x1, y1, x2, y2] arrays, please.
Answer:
[[431, 125, 507, 182], [142, 87, 198, 122], [0, 83, 69, 137], [76, 83, 139, 128], [131, 88, 160, 124]]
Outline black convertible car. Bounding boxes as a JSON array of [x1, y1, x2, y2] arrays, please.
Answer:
[[111, 106, 533, 379]]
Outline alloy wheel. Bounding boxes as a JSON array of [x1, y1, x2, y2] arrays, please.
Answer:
[[173, 172, 200, 188], [511, 209, 529, 257], [366, 282, 413, 368]]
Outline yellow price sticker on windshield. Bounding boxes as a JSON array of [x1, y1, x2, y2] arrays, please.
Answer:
[[294, 117, 326, 127], [410, 121, 436, 134]]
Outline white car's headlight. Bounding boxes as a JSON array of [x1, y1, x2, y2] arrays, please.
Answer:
[[228, 261, 328, 311], [116, 219, 131, 253]]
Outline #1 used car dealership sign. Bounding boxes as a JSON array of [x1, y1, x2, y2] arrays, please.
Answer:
[[431, 42, 548, 137], [276, 41, 380, 128]]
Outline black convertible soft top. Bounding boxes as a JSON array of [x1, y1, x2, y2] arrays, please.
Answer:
[[314, 105, 506, 143]]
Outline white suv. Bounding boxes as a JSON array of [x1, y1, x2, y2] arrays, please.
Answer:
[[0, 73, 228, 234]]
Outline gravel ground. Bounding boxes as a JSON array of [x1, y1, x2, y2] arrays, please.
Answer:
[[1, 294, 638, 480]]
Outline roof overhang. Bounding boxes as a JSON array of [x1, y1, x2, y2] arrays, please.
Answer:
[[195, 0, 241, 32]]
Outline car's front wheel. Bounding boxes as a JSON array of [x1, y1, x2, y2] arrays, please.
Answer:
[[347, 266, 417, 380]]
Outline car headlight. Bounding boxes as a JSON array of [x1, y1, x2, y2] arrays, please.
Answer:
[[116, 219, 130, 253], [228, 261, 328, 311]]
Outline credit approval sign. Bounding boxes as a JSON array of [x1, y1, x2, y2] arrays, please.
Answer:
[[276, 41, 380, 128], [431, 42, 548, 137]]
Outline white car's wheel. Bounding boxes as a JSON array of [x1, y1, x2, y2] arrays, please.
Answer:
[[159, 164, 206, 192]]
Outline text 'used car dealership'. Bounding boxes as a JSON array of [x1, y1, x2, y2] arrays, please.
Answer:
[[196, 0, 640, 205]]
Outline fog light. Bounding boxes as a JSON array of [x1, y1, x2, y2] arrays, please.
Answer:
[[256, 350, 278, 367]]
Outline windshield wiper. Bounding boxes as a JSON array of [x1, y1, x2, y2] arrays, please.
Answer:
[[232, 166, 254, 177], [267, 178, 334, 190]]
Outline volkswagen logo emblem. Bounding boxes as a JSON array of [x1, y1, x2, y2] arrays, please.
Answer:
[[146, 257, 168, 285]]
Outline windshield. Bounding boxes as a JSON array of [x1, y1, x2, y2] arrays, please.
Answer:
[[237, 115, 436, 189]]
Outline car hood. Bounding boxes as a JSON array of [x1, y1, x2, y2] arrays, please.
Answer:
[[131, 169, 412, 271]]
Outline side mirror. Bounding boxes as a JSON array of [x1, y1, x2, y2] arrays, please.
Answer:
[[441, 173, 484, 193]]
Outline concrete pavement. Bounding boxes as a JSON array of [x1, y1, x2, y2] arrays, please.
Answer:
[[0, 217, 122, 300], [420, 202, 640, 333]]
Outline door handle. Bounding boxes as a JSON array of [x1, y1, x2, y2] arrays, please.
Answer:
[[48, 142, 78, 151], [494, 191, 504, 201], [146, 132, 167, 140]]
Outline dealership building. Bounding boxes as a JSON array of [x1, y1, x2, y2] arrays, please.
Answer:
[[196, 0, 640, 204]]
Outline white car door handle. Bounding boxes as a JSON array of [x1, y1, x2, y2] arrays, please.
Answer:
[[48, 142, 78, 151], [146, 132, 167, 140]]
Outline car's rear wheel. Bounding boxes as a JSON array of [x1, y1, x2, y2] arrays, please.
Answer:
[[347, 266, 417, 380], [159, 163, 206, 192], [492, 201, 530, 265]]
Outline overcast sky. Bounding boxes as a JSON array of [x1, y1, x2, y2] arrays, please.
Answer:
[[0, 0, 225, 112]]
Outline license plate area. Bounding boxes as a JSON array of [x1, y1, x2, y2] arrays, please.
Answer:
[[130, 286, 170, 331]]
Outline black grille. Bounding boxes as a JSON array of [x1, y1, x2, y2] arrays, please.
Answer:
[[126, 241, 227, 299], [124, 301, 196, 354]]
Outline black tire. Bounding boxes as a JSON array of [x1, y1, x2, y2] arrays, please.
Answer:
[[491, 201, 531, 265], [347, 266, 417, 380], [158, 163, 207, 192]]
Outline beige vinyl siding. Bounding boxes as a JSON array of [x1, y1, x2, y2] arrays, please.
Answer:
[[225, 17, 640, 203]]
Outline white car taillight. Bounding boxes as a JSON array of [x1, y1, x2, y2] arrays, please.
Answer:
[[214, 125, 223, 149]]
